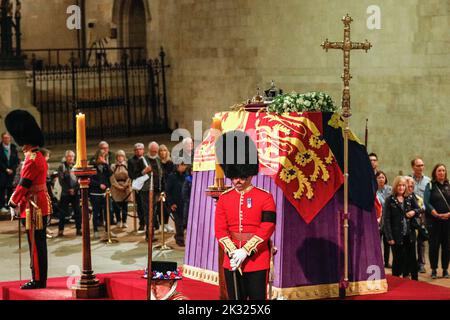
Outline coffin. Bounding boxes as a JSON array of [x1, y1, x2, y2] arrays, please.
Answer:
[[183, 111, 388, 299]]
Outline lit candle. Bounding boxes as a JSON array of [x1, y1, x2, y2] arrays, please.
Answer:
[[75, 113, 87, 168], [212, 117, 225, 185]]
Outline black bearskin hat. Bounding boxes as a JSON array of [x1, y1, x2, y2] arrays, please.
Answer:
[[215, 130, 259, 179], [5, 110, 45, 147]]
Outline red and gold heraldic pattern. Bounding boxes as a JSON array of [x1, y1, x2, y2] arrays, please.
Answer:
[[11, 150, 52, 218], [195, 111, 344, 224]]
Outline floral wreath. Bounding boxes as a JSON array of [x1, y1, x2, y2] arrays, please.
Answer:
[[267, 92, 338, 113]]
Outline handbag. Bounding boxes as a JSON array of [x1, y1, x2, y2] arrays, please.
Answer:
[[436, 184, 450, 211], [416, 220, 430, 241], [131, 157, 149, 191]]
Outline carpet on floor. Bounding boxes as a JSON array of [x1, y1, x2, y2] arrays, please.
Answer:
[[0, 272, 448, 300]]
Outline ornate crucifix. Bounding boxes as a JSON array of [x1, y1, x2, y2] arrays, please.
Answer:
[[321, 14, 372, 298], [321, 14, 372, 118]]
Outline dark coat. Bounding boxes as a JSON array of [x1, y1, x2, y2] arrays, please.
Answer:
[[182, 174, 192, 218], [161, 160, 175, 192], [134, 156, 161, 193], [383, 194, 421, 245], [166, 171, 186, 209], [89, 151, 115, 166], [0, 143, 20, 187], [89, 163, 112, 194], [57, 161, 79, 196]]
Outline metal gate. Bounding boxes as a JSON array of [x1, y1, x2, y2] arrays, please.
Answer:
[[29, 47, 170, 145]]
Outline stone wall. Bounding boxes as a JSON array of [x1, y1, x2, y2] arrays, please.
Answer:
[[147, 0, 450, 180], [4, 0, 450, 179]]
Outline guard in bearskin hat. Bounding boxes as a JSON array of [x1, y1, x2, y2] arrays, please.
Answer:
[[214, 130, 276, 300], [5, 110, 52, 289], [143, 261, 188, 300]]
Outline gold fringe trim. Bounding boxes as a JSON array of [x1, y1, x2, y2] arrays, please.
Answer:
[[182, 265, 219, 286], [182, 265, 388, 300], [271, 279, 388, 300]]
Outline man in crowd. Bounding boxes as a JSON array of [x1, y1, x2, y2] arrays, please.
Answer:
[[147, 142, 163, 233], [57, 150, 81, 236], [166, 161, 188, 247], [182, 137, 194, 167], [90, 141, 114, 165], [409, 157, 431, 274], [0, 132, 20, 213], [369, 153, 379, 175], [133, 141, 161, 240], [128, 143, 146, 232]]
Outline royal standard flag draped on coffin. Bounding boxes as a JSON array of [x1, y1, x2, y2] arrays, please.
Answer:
[[194, 110, 349, 224]]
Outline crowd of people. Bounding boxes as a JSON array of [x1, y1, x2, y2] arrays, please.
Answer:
[[0, 132, 194, 247], [371, 153, 450, 281]]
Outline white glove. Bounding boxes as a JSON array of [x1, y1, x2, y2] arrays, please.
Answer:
[[230, 248, 248, 271], [10, 206, 19, 221], [229, 259, 238, 271]]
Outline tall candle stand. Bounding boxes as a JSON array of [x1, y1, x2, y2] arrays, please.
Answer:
[[72, 165, 105, 298]]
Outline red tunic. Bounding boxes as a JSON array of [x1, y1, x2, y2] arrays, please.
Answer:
[[10, 150, 52, 218], [215, 186, 276, 272]]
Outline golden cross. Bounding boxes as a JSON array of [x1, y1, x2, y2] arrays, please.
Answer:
[[321, 14, 372, 118]]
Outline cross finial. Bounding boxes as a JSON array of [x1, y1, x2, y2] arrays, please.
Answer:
[[321, 15, 372, 118]]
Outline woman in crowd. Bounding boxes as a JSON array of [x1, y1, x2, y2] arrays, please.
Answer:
[[376, 171, 393, 268], [89, 150, 112, 238], [383, 176, 420, 280], [158, 144, 175, 233], [110, 150, 132, 229], [424, 163, 450, 279]]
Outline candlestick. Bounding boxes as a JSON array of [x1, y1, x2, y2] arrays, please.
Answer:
[[75, 113, 87, 169]]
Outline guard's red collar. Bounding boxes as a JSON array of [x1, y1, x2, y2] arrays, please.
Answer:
[[234, 185, 254, 195]]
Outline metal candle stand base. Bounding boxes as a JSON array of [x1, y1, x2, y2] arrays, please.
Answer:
[[72, 166, 105, 299]]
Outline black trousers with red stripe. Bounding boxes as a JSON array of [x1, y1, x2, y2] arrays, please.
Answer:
[[25, 223, 48, 284], [224, 269, 268, 300]]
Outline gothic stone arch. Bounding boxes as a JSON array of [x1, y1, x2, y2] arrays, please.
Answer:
[[112, 0, 151, 57]]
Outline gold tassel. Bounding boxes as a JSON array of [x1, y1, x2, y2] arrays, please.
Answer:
[[35, 208, 43, 230], [25, 208, 31, 230]]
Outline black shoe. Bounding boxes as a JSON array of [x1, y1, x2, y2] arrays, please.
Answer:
[[431, 269, 437, 279], [176, 240, 185, 247], [418, 265, 426, 273], [443, 270, 449, 279], [138, 225, 145, 231], [20, 281, 46, 290], [76, 229, 82, 236], [384, 263, 392, 269]]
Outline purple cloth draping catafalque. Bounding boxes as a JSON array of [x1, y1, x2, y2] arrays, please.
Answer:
[[184, 171, 385, 290]]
